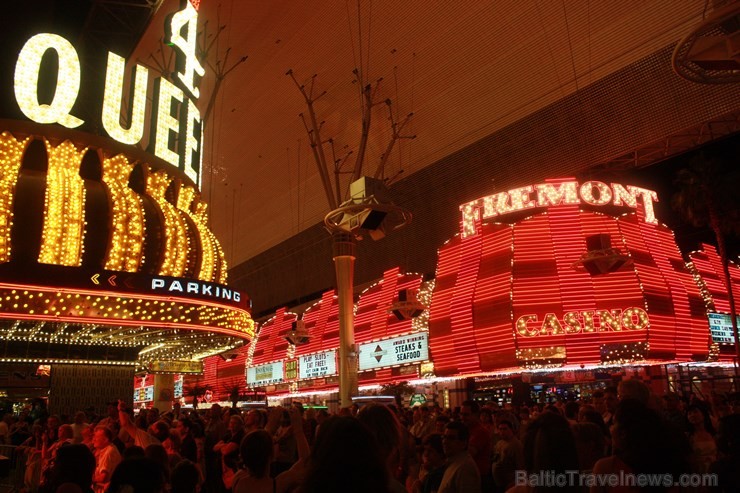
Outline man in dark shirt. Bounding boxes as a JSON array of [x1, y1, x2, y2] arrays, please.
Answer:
[[175, 416, 198, 463]]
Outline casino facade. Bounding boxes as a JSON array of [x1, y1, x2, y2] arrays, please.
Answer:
[[0, 1, 739, 412]]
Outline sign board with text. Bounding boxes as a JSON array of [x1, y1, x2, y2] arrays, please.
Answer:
[[359, 332, 429, 371], [246, 361, 284, 387], [709, 312, 740, 345], [299, 350, 337, 379]]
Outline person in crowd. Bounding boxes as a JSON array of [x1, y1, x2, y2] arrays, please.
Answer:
[[92, 425, 121, 493], [204, 404, 227, 493], [80, 425, 94, 451], [271, 410, 298, 477], [508, 412, 582, 493], [232, 430, 274, 493], [174, 417, 198, 463], [106, 457, 166, 493], [213, 414, 244, 490], [578, 408, 610, 442], [460, 400, 492, 492], [411, 433, 447, 493], [71, 412, 88, 444], [617, 379, 651, 406], [492, 419, 523, 491], [40, 443, 95, 493], [410, 407, 435, 445], [118, 401, 168, 448], [97, 403, 119, 433], [0, 413, 11, 444], [243, 409, 265, 434], [41, 424, 74, 486], [564, 402, 580, 425], [438, 421, 481, 493], [709, 413, 740, 492], [313, 409, 329, 434], [591, 399, 691, 493], [301, 407, 318, 446], [686, 403, 717, 473], [661, 392, 688, 433], [571, 422, 605, 473], [145, 444, 172, 485], [162, 432, 183, 470], [44, 416, 61, 448], [10, 412, 31, 445], [122, 445, 146, 460], [357, 403, 407, 493], [434, 414, 451, 435], [297, 415, 390, 493], [171, 459, 202, 493], [22, 422, 45, 493], [601, 387, 618, 428]]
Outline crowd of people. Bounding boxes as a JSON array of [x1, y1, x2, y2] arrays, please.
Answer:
[[1, 378, 739, 493]]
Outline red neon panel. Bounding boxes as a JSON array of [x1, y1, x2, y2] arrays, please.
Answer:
[[295, 290, 339, 358], [252, 307, 297, 366]]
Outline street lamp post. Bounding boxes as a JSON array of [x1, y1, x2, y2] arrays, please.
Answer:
[[324, 180, 412, 408]]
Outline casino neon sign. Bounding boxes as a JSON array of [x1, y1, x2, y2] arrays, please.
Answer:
[[12, 1, 205, 188], [460, 180, 659, 237], [516, 307, 649, 337]]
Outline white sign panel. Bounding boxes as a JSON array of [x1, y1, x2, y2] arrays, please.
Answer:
[[299, 350, 337, 379], [709, 312, 740, 344], [359, 332, 429, 371], [246, 361, 284, 387]]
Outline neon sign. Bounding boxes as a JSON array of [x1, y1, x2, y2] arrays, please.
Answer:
[[151, 277, 242, 303], [460, 180, 659, 237], [12, 1, 205, 188], [516, 307, 649, 337]]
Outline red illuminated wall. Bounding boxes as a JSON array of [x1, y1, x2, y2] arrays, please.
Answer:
[[689, 243, 740, 314], [429, 206, 710, 376], [251, 308, 297, 366], [242, 269, 428, 394], [354, 269, 424, 385]]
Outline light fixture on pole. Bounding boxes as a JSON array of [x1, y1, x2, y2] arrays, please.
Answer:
[[324, 176, 411, 409]]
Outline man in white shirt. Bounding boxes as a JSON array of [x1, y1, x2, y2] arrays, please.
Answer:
[[92, 425, 121, 493], [438, 421, 481, 493]]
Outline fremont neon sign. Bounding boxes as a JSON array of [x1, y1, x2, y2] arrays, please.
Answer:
[[516, 307, 649, 337], [12, 1, 205, 188], [460, 180, 659, 237]]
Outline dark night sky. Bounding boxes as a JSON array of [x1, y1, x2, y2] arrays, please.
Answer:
[[598, 132, 740, 261]]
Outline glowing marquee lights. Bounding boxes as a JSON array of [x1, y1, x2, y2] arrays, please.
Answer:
[[460, 181, 659, 237], [0, 132, 30, 263], [516, 307, 650, 337], [12, 3, 205, 188], [14, 34, 83, 129], [101, 154, 145, 272], [37, 140, 87, 267]]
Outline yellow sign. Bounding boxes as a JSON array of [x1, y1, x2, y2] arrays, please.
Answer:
[[148, 360, 204, 374]]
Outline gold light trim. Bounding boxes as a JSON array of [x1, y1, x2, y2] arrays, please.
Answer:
[[38, 140, 87, 266], [0, 284, 255, 339], [0, 132, 30, 262], [147, 169, 190, 277], [197, 202, 228, 283], [102, 154, 145, 271], [177, 187, 228, 282]]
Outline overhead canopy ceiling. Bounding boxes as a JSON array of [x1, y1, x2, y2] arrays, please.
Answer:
[[125, 0, 733, 269], [4, 0, 738, 279]]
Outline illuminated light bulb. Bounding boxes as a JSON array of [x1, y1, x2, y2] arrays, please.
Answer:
[[14, 33, 84, 128], [37, 140, 88, 266], [101, 52, 148, 145], [0, 132, 30, 262], [580, 181, 612, 206]]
